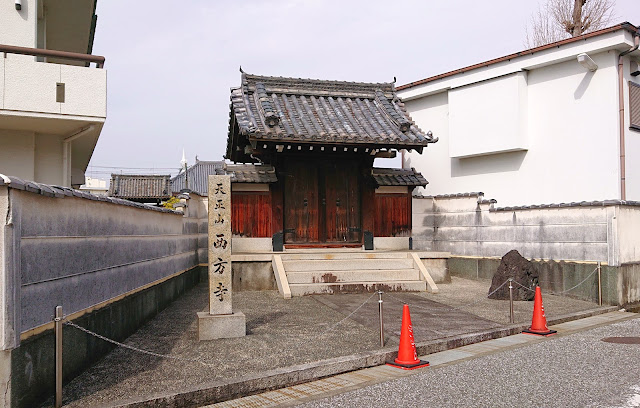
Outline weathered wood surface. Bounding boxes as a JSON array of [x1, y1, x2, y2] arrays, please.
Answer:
[[231, 192, 273, 237]]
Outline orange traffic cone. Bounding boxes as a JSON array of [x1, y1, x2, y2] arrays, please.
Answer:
[[386, 304, 429, 370], [522, 286, 557, 336]]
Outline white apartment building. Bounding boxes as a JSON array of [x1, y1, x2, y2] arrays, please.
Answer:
[[0, 0, 106, 188], [398, 23, 640, 207]]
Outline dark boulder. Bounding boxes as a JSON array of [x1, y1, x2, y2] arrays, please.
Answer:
[[488, 250, 538, 301]]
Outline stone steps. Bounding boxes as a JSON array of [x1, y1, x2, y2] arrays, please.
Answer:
[[288, 280, 427, 296], [272, 250, 432, 296], [282, 258, 415, 272], [280, 251, 409, 260], [286, 269, 421, 284]]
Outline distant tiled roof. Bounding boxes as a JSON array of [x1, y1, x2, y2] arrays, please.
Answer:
[[171, 160, 225, 195], [108, 174, 172, 200], [414, 192, 485, 199], [372, 168, 428, 187], [223, 164, 277, 183], [171, 162, 277, 195], [0, 174, 178, 214], [227, 72, 437, 162]]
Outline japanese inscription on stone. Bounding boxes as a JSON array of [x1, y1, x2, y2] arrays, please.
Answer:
[[208, 176, 232, 315]]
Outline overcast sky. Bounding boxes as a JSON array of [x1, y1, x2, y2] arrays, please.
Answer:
[[87, 0, 639, 180]]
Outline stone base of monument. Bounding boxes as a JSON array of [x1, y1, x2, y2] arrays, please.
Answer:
[[197, 311, 246, 340]]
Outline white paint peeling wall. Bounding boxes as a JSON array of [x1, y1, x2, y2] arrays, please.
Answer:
[[411, 195, 640, 266], [400, 30, 638, 206], [0, 186, 11, 408], [0, 187, 9, 351]]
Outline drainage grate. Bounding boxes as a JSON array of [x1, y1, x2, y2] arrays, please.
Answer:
[[601, 337, 640, 344]]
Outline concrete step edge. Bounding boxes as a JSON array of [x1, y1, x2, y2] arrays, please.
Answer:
[[286, 271, 420, 283], [282, 259, 415, 271], [280, 253, 410, 260], [288, 280, 427, 287]]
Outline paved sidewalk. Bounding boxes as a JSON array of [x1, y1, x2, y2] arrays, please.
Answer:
[[209, 311, 638, 407], [50, 277, 610, 407]]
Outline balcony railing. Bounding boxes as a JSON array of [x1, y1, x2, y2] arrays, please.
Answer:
[[0, 44, 105, 68]]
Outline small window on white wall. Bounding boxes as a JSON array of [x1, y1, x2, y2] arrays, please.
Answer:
[[630, 82, 640, 131]]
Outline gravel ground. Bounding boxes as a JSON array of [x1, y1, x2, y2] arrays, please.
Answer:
[[57, 285, 382, 407], [415, 276, 605, 325], [46, 277, 608, 407], [299, 317, 640, 408]]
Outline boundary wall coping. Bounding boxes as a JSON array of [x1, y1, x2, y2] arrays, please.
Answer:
[[0, 174, 181, 215]]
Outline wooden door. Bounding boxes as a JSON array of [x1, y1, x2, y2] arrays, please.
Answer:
[[284, 160, 319, 243], [324, 160, 361, 243], [284, 158, 361, 244]]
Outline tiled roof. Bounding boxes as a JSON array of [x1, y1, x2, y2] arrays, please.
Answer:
[[491, 200, 640, 212], [108, 174, 172, 200], [414, 192, 485, 199], [372, 168, 428, 187], [171, 160, 225, 195], [171, 162, 277, 195], [223, 164, 277, 183], [0, 174, 179, 214], [227, 72, 437, 161]]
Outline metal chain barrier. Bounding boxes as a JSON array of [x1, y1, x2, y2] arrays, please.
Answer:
[[311, 291, 378, 338], [383, 278, 511, 314], [63, 320, 217, 368], [511, 266, 598, 295], [64, 291, 379, 366], [58, 268, 599, 376]]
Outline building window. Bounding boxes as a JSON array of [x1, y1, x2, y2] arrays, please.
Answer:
[[631, 81, 640, 131]]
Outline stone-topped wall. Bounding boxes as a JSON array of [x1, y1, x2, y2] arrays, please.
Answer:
[[412, 193, 640, 305], [0, 181, 210, 407], [0, 182, 208, 346], [411, 193, 639, 265]]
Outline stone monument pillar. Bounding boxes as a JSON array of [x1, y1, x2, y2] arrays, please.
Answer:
[[197, 175, 246, 340]]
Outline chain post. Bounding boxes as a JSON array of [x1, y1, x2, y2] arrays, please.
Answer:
[[508, 279, 514, 324], [597, 262, 602, 306], [54, 306, 63, 408], [378, 291, 384, 347]]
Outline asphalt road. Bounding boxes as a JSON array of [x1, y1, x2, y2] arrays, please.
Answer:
[[298, 317, 640, 408]]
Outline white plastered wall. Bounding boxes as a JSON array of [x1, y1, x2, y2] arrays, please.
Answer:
[[34, 133, 63, 185], [0, 130, 36, 181], [0, 0, 36, 48], [0, 130, 66, 185], [404, 50, 620, 206], [623, 54, 640, 201]]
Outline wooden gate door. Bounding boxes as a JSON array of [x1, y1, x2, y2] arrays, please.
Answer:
[[284, 158, 361, 245], [323, 160, 361, 243], [284, 160, 319, 243]]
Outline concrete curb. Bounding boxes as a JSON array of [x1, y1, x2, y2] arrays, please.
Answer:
[[113, 305, 619, 408]]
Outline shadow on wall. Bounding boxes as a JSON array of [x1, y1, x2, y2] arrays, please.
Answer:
[[574, 71, 595, 100], [451, 150, 526, 177]]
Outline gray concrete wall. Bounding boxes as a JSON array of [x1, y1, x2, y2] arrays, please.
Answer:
[[10, 189, 198, 338], [232, 262, 277, 291], [619, 263, 640, 306], [0, 184, 209, 348], [411, 194, 635, 266], [0, 182, 210, 407], [182, 192, 208, 265], [448, 256, 621, 305], [12, 265, 204, 408]]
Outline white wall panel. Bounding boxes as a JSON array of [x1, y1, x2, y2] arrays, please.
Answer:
[[449, 72, 528, 158]]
